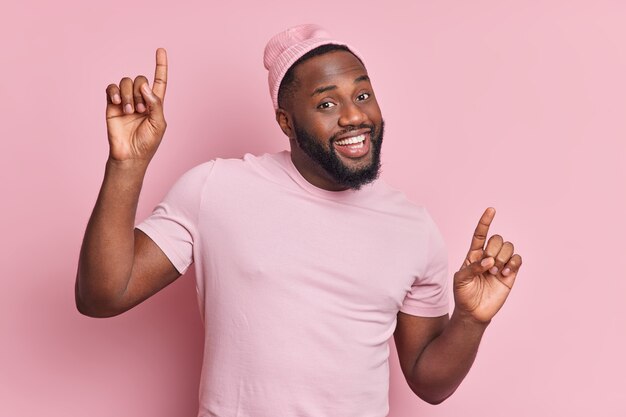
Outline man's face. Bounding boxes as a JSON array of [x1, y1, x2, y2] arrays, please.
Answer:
[[284, 50, 384, 191]]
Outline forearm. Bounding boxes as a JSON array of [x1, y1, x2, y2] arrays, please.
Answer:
[[409, 309, 489, 404], [75, 158, 148, 316]]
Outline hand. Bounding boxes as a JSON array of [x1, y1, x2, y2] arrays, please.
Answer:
[[453, 207, 523, 324], [105, 48, 168, 163]]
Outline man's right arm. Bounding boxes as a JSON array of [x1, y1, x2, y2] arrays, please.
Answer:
[[75, 49, 178, 318]]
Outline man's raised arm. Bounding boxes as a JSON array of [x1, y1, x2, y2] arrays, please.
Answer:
[[395, 208, 523, 404], [75, 49, 180, 318]]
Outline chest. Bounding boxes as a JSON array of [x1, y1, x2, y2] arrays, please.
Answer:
[[198, 181, 430, 316]]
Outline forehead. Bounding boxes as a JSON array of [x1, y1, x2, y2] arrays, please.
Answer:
[[293, 50, 368, 91]]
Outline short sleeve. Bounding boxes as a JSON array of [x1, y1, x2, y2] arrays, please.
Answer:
[[399, 215, 451, 317], [135, 161, 214, 274]]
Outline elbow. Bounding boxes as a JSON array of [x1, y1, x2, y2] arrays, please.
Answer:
[[419, 394, 449, 406], [74, 278, 126, 318], [75, 295, 124, 318], [408, 380, 454, 405], [75, 300, 99, 318], [75, 299, 111, 318]]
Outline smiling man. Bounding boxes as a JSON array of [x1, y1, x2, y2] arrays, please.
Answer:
[[76, 24, 522, 417], [273, 41, 384, 191]]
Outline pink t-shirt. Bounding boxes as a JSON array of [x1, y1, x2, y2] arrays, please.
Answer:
[[136, 151, 449, 417]]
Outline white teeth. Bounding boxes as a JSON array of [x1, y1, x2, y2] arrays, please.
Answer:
[[335, 134, 365, 146]]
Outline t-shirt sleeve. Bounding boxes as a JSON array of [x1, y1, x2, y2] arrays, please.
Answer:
[[135, 161, 214, 275], [399, 214, 451, 317]]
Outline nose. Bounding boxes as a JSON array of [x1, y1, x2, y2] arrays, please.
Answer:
[[338, 101, 367, 127]]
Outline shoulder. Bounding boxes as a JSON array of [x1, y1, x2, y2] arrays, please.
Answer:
[[163, 160, 217, 198], [175, 152, 276, 183], [202, 151, 293, 188], [368, 179, 445, 243], [368, 179, 431, 220], [180, 159, 216, 179], [202, 151, 285, 174]]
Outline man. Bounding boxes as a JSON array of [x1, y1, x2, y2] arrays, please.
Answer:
[[75, 24, 522, 416]]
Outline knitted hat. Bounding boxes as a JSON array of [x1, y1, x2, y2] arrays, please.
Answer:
[[263, 24, 364, 110]]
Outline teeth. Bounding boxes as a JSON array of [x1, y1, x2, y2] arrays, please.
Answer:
[[335, 134, 365, 146]]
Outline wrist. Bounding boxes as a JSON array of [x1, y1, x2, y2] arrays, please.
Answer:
[[103, 158, 150, 193], [106, 156, 150, 174], [451, 307, 491, 329]]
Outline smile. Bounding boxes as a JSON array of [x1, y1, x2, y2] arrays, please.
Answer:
[[333, 132, 371, 159], [335, 134, 365, 146], [335, 134, 366, 146]]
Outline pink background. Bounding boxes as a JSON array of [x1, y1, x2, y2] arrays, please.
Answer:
[[2, 1, 625, 416]]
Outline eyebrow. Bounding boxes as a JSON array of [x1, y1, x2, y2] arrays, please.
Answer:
[[311, 74, 370, 97]]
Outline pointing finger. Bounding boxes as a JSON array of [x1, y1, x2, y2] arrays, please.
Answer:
[[468, 207, 496, 256], [152, 48, 168, 101]]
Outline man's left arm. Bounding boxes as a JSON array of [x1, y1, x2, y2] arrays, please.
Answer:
[[394, 207, 523, 405]]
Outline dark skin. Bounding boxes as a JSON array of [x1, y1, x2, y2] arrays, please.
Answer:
[[76, 48, 522, 405], [76, 49, 181, 318], [276, 50, 382, 191]]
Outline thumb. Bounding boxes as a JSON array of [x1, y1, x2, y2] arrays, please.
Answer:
[[455, 256, 494, 282], [141, 82, 166, 126]]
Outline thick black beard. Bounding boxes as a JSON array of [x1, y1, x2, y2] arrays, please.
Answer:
[[293, 120, 385, 190]]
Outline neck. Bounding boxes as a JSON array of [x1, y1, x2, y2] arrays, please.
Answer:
[[289, 140, 349, 191]]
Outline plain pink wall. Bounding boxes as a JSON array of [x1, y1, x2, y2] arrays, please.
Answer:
[[2, 1, 625, 416]]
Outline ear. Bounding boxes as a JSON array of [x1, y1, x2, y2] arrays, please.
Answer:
[[276, 108, 295, 139]]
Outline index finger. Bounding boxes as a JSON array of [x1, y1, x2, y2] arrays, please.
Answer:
[[468, 207, 496, 254], [152, 48, 168, 101]]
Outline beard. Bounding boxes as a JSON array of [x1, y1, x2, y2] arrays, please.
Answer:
[[293, 119, 385, 190]]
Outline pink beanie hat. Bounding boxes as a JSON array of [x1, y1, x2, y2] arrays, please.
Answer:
[[263, 24, 364, 110]]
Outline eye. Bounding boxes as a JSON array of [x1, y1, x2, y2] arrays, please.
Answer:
[[357, 92, 371, 101], [317, 101, 336, 109]]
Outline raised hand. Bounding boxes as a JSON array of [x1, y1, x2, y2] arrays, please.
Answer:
[[453, 207, 523, 324], [105, 48, 168, 163]]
